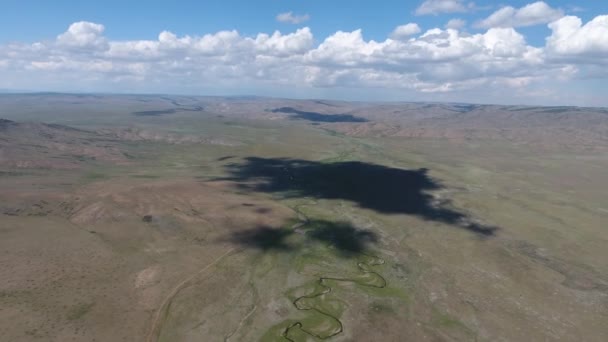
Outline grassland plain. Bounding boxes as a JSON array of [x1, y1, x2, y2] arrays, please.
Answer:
[[1, 94, 607, 341]]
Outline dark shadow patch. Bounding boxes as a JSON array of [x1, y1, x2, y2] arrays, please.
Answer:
[[226, 219, 378, 256], [538, 107, 579, 114], [132, 106, 203, 116], [271, 107, 368, 123], [313, 100, 339, 107], [305, 220, 378, 256], [217, 157, 497, 236], [255, 207, 272, 214], [45, 123, 91, 133], [217, 156, 236, 161], [133, 109, 178, 116], [229, 226, 293, 251], [0, 118, 17, 130], [0, 171, 27, 177], [449, 104, 478, 113]]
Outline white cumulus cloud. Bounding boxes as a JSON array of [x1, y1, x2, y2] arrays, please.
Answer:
[[390, 23, 422, 40], [476, 1, 564, 28], [416, 0, 473, 16], [276, 12, 310, 24], [546, 15, 608, 61], [57, 21, 107, 48], [255, 28, 314, 56], [445, 18, 467, 30]]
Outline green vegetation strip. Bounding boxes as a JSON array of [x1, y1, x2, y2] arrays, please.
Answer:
[[282, 255, 386, 341], [282, 202, 388, 341]]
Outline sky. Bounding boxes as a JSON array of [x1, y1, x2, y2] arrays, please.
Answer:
[[0, 0, 607, 106]]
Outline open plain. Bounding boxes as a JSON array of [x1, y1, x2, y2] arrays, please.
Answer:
[[1, 94, 607, 341]]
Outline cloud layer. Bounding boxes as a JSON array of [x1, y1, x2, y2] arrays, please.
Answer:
[[0, 9, 607, 105]]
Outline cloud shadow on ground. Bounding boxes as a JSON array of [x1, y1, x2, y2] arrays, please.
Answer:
[[270, 107, 368, 123], [226, 219, 378, 256], [217, 157, 497, 237]]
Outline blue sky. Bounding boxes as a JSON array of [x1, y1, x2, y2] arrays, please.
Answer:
[[0, 1, 607, 105], [2, 0, 605, 44]]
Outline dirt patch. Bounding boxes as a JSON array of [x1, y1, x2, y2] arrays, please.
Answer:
[[135, 266, 161, 289]]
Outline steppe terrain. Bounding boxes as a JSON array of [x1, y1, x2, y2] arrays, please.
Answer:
[[1, 94, 607, 341]]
